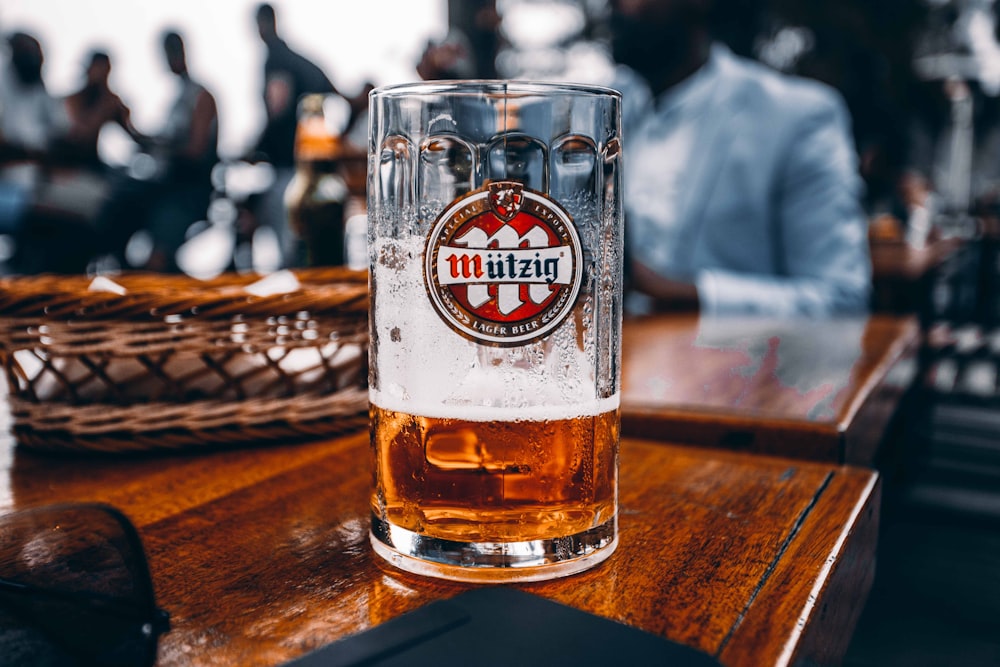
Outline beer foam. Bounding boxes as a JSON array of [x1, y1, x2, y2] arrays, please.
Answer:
[[370, 390, 620, 422], [372, 235, 613, 412]]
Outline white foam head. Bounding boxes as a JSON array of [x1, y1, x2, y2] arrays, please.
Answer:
[[371, 235, 615, 418]]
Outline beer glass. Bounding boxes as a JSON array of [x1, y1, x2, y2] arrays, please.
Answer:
[[368, 81, 622, 582]]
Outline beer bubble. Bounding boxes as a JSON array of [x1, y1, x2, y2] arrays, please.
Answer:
[[377, 243, 409, 272]]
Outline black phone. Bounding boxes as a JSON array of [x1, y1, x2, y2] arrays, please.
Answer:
[[286, 586, 723, 667]]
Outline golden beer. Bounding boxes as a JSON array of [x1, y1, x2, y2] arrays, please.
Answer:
[[370, 402, 619, 543]]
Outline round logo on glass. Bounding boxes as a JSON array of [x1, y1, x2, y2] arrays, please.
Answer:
[[424, 180, 583, 346]]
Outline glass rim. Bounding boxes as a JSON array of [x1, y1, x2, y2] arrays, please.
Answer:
[[370, 79, 621, 101]]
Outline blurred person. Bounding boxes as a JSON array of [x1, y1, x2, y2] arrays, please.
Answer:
[[59, 50, 145, 168], [18, 50, 149, 255], [148, 30, 218, 271], [611, 0, 871, 317], [765, 1, 928, 213], [252, 3, 337, 167], [416, 32, 476, 81], [343, 81, 375, 149], [447, 0, 500, 79], [894, 169, 940, 249], [888, 0, 1000, 236], [99, 30, 218, 272], [0, 33, 64, 156], [0, 32, 65, 237], [0, 32, 106, 273], [248, 2, 337, 266]]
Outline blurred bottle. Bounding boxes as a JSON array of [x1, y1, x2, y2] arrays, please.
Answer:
[[284, 93, 351, 266]]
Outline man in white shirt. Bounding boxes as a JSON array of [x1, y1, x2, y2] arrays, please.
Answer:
[[612, 0, 871, 316]]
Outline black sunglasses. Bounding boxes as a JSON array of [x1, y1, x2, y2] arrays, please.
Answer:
[[0, 503, 170, 667]]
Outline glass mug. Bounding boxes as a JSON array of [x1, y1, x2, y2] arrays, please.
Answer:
[[367, 81, 623, 582]]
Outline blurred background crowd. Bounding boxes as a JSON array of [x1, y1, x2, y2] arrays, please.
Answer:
[[0, 0, 999, 283]]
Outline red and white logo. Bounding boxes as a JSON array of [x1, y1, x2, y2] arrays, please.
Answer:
[[424, 180, 582, 346]]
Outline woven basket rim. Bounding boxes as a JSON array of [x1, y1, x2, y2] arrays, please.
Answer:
[[9, 389, 370, 453], [0, 268, 372, 454], [0, 267, 369, 320]]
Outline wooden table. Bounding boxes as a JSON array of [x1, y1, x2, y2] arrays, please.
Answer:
[[0, 428, 879, 667], [870, 238, 963, 319], [621, 314, 920, 464]]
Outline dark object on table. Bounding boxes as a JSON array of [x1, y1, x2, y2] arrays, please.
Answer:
[[287, 587, 722, 667], [0, 503, 170, 666]]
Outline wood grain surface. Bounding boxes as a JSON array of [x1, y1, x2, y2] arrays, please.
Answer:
[[0, 427, 878, 667], [621, 314, 919, 463], [870, 238, 962, 282], [870, 238, 963, 317]]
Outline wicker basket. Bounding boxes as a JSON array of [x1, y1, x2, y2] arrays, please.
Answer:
[[0, 268, 369, 453]]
